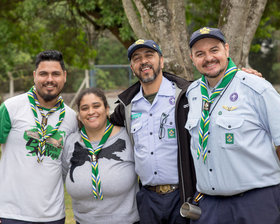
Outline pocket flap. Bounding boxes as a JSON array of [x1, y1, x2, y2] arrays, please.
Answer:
[[185, 118, 200, 131], [216, 117, 244, 130], [131, 121, 142, 133]]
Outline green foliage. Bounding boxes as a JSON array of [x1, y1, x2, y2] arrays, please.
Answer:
[[93, 37, 131, 89], [0, 0, 97, 92], [271, 63, 280, 84], [96, 69, 116, 90], [185, 0, 220, 32], [67, 0, 134, 42]]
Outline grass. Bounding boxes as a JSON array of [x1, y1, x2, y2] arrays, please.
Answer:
[[65, 187, 75, 224]]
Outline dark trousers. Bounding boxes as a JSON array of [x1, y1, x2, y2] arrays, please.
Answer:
[[0, 218, 65, 224], [136, 186, 188, 224], [191, 184, 280, 224]]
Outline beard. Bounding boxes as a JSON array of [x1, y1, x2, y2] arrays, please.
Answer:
[[133, 61, 161, 83], [35, 82, 61, 102]]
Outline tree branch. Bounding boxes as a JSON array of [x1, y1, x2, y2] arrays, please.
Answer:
[[122, 0, 150, 39]]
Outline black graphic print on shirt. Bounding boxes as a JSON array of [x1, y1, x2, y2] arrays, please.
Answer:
[[24, 126, 65, 160], [70, 139, 126, 182]]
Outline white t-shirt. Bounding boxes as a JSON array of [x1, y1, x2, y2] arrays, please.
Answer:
[[0, 92, 78, 222]]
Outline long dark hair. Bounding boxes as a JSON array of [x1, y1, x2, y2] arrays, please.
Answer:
[[76, 87, 109, 129]]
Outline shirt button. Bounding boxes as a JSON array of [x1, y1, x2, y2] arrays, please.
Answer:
[[150, 113, 152, 116], [151, 152, 154, 155], [208, 150, 211, 153], [154, 171, 157, 175], [150, 132, 153, 135], [169, 122, 173, 125], [228, 125, 231, 128], [212, 188, 215, 190], [209, 169, 212, 172]]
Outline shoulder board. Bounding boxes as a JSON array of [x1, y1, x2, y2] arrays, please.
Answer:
[[237, 71, 272, 95], [187, 79, 200, 95]]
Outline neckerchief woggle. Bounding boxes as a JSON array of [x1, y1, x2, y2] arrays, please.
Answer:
[[81, 120, 114, 200], [27, 86, 65, 162], [198, 57, 238, 163]]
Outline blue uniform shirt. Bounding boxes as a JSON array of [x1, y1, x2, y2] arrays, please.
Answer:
[[130, 77, 178, 186], [185, 71, 280, 195]]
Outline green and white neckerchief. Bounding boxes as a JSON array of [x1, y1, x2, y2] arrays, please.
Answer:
[[80, 120, 114, 200], [198, 58, 238, 163], [27, 86, 65, 162]]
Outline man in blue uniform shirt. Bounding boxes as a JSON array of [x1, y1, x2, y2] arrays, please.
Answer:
[[185, 27, 280, 224], [110, 39, 197, 223]]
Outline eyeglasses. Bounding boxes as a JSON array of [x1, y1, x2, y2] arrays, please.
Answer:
[[158, 113, 169, 139]]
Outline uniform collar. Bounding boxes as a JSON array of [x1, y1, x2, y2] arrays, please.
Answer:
[[132, 76, 175, 103]]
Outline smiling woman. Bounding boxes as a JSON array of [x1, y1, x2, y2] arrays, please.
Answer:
[[62, 87, 139, 224]]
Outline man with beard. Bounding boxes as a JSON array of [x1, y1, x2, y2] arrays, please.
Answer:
[[0, 50, 77, 223], [110, 39, 197, 223], [185, 27, 280, 224]]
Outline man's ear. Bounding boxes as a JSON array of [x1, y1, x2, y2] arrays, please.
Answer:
[[160, 56, 164, 69]]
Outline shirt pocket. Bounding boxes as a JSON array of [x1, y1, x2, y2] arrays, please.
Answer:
[[185, 118, 200, 151], [130, 120, 148, 153], [160, 116, 177, 143], [215, 116, 244, 149]]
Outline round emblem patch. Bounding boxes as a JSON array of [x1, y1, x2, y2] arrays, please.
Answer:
[[230, 92, 238, 102], [169, 96, 175, 105]]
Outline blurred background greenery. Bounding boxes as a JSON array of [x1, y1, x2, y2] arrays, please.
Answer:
[[0, 0, 279, 105]]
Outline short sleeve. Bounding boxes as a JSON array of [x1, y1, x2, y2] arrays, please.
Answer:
[[0, 103, 12, 144]]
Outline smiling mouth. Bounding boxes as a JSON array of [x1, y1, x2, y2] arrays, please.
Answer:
[[140, 64, 152, 72], [88, 117, 97, 121], [203, 60, 219, 69]]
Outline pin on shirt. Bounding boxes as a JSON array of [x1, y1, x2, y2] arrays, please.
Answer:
[[222, 105, 237, 111]]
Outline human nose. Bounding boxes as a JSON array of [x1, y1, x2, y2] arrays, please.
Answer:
[[46, 74, 54, 81], [88, 107, 95, 115], [204, 52, 213, 61], [140, 56, 149, 64]]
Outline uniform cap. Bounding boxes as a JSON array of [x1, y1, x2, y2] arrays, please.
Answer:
[[127, 39, 162, 60], [189, 27, 226, 48]]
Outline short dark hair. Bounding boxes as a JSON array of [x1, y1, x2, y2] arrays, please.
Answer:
[[35, 50, 66, 70]]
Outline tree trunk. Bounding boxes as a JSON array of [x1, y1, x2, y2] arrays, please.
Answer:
[[8, 72, 14, 97], [122, 0, 267, 79], [123, 0, 194, 80], [219, 0, 267, 67]]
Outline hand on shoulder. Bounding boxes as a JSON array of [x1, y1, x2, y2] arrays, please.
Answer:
[[241, 68, 263, 78]]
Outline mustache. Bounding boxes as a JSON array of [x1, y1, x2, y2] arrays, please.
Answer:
[[42, 81, 57, 87], [140, 63, 152, 71], [202, 59, 219, 68]]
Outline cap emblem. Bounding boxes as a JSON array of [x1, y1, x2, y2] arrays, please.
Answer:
[[199, 27, 211, 34], [135, 39, 145, 45]]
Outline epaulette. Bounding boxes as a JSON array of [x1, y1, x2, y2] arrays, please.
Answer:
[[187, 79, 200, 95], [238, 71, 272, 95]]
